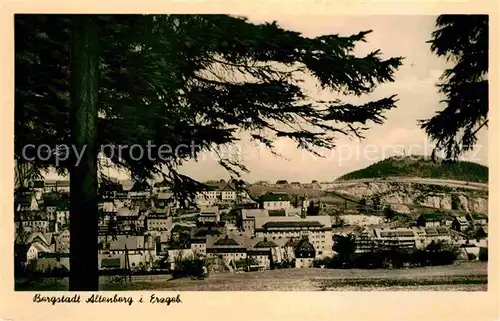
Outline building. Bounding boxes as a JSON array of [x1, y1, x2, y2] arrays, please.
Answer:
[[98, 235, 156, 270], [238, 209, 269, 236], [15, 212, 50, 233], [114, 206, 141, 232], [420, 226, 452, 246], [198, 207, 220, 224], [145, 214, 173, 232], [16, 192, 39, 212], [253, 215, 333, 257], [372, 227, 419, 249], [247, 238, 277, 270], [220, 184, 237, 202], [55, 229, 70, 253], [56, 204, 70, 227], [26, 242, 51, 263], [155, 192, 176, 208], [189, 227, 224, 256], [259, 193, 291, 210], [452, 216, 470, 232], [416, 213, 442, 228], [293, 237, 316, 268], [354, 228, 377, 253], [206, 235, 248, 267]]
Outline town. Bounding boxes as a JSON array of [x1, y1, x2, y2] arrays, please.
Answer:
[[14, 177, 488, 281]]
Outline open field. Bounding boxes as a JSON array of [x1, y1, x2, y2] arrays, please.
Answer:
[[16, 261, 487, 291]]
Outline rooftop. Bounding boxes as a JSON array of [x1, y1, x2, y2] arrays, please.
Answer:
[[262, 221, 324, 229], [418, 213, 442, 222], [259, 193, 290, 202]]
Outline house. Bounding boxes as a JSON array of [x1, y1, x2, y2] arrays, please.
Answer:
[[15, 213, 50, 233], [145, 214, 173, 232], [238, 209, 269, 235], [189, 227, 224, 256], [115, 206, 141, 232], [247, 238, 277, 270], [56, 204, 70, 226], [416, 213, 442, 228], [420, 227, 452, 246], [293, 237, 316, 268], [198, 207, 220, 224], [155, 192, 175, 208], [205, 234, 249, 267], [466, 213, 488, 226], [26, 242, 51, 263], [353, 228, 377, 253], [99, 235, 156, 269], [220, 210, 238, 226], [55, 229, 70, 253], [452, 216, 470, 232], [237, 197, 259, 209], [16, 192, 39, 212], [24, 232, 54, 248], [220, 184, 237, 201], [259, 193, 291, 210]]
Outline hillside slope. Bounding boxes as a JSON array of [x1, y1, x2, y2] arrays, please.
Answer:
[[337, 156, 488, 183]]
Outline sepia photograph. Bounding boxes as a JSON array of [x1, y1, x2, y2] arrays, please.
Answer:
[[13, 13, 489, 294]]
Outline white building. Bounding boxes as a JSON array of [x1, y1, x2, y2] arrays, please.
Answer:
[[253, 215, 333, 258], [259, 193, 291, 210]]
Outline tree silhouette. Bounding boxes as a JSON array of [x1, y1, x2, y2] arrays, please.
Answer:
[[420, 15, 488, 160], [333, 234, 356, 264], [16, 14, 403, 290]]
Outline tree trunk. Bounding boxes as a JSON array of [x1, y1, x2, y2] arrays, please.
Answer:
[[69, 15, 100, 291]]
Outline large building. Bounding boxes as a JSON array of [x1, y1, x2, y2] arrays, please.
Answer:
[[259, 193, 291, 210], [253, 215, 333, 258]]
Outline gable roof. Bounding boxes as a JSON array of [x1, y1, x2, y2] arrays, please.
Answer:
[[214, 236, 239, 246], [294, 238, 315, 253], [418, 213, 442, 222], [259, 193, 290, 202], [254, 239, 278, 248], [30, 242, 50, 253]]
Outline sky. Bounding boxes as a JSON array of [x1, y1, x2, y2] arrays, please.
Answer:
[[44, 15, 488, 183], [178, 15, 488, 183]]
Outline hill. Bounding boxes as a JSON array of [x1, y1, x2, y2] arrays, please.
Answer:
[[337, 156, 488, 183]]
